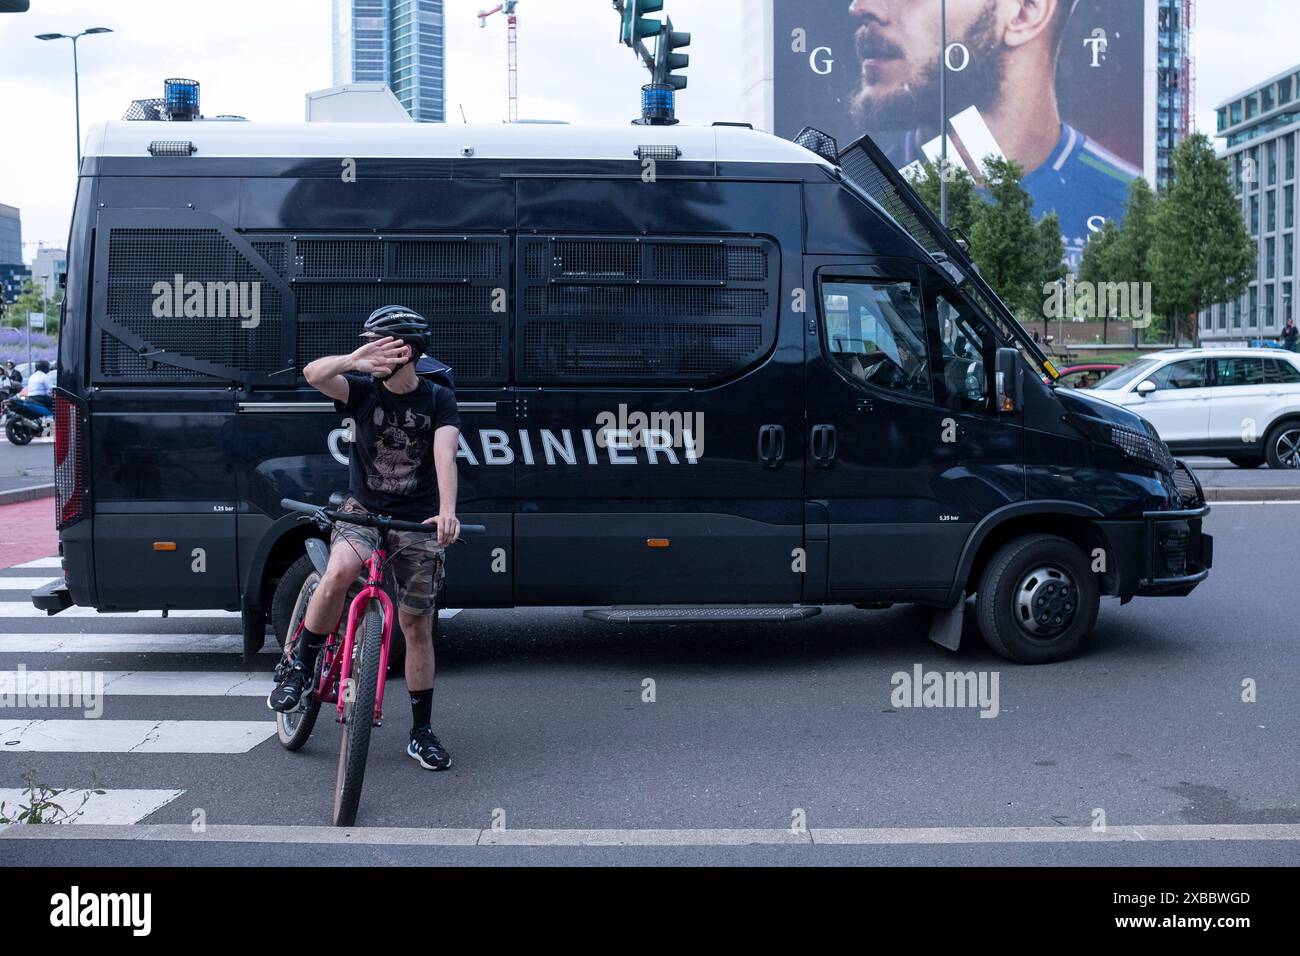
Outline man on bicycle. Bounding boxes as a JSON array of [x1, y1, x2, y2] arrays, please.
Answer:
[[268, 306, 462, 771]]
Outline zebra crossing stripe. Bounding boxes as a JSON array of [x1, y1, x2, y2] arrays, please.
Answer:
[[0, 719, 276, 753], [0, 670, 269, 697], [10, 557, 61, 570], [0, 578, 72, 590], [0, 606, 241, 621], [0, 634, 270, 655], [0, 788, 183, 825]]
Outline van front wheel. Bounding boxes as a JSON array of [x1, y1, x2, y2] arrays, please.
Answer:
[[975, 534, 1099, 664]]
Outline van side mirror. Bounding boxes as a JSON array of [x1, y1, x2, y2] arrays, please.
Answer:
[[1136, 379, 1156, 397], [994, 347, 1022, 414]]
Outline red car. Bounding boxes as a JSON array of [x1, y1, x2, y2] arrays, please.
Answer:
[[1050, 363, 1121, 389]]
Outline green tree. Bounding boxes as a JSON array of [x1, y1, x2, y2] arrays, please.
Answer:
[[907, 157, 983, 238], [1150, 133, 1255, 346], [969, 156, 1040, 318], [1033, 211, 1068, 340], [0, 279, 61, 336], [1078, 218, 1123, 341], [1108, 177, 1160, 340]]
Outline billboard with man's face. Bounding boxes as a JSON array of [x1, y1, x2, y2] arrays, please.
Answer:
[[771, 0, 1148, 262]]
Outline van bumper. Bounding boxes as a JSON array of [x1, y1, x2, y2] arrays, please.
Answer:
[[1096, 503, 1212, 600], [1135, 504, 1213, 596], [31, 578, 74, 614]]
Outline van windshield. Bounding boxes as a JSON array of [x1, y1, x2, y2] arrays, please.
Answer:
[[1091, 358, 1159, 390]]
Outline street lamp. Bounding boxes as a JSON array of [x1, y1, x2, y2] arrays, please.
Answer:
[[939, 0, 948, 226], [35, 27, 113, 171]]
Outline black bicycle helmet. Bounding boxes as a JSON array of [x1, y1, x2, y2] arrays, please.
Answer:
[[361, 305, 430, 355]]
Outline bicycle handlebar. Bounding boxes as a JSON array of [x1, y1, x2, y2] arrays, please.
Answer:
[[280, 498, 487, 536]]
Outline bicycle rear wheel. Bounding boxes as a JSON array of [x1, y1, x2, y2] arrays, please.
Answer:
[[276, 572, 322, 751], [332, 599, 384, 827]]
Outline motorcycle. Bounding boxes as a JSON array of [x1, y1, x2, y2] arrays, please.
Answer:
[[1, 395, 53, 446]]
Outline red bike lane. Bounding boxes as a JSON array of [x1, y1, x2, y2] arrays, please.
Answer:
[[0, 496, 59, 570]]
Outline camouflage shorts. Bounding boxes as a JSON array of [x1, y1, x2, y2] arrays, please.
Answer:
[[331, 498, 446, 616]]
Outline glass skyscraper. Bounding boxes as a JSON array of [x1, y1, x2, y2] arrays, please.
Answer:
[[1155, 0, 1192, 190], [331, 0, 445, 123]]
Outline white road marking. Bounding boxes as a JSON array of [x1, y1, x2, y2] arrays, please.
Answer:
[[0, 603, 240, 619], [0, 788, 183, 825], [0, 670, 268, 696], [10, 557, 61, 570], [0, 634, 271, 655], [1207, 500, 1300, 506], [0, 578, 67, 590], [1, 823, 1298, 847], [0, 719, 276, 753]]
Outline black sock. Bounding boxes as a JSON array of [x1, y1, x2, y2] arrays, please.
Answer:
[[297, 627, 327, 672], [410, 688, 433, 733]]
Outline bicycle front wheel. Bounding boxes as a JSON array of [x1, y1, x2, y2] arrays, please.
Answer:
[[332, 600, 385, 827]]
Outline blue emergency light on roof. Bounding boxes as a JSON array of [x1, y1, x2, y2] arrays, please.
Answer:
[[164, 78, 200, 121], [641, 84, 674, 123]]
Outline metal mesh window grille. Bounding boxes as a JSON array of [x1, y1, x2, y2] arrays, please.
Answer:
[[251, 241, 287, 276], [297, 239, 383, 277], [839, 146, 945, 255], [522, 322, 765, 382], [517, 236, 778, 385], [553, 240, 642, 279], [101, 228, 285, 377], [296, 283, 496, 316], [393, 240, 501, 279], [524, 285, 768, 318]]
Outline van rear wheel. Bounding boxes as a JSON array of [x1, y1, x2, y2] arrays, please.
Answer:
[[975, 534, 1099, 664]]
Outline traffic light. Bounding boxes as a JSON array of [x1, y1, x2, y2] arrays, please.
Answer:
[[656, 28, 690, 90], [620, 0, 664, 47]]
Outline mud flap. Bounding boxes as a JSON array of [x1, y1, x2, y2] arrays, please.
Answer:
[[928, 595, 965, 652], [242, 607, 267, 663]]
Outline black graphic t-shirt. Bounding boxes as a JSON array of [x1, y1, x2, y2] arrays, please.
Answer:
[[335, 372, 461, 521]]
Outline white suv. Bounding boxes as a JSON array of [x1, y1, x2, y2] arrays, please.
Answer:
[[1080, 348, 1300, 469]]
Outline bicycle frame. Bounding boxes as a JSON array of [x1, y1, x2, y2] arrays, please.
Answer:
[[308, 547, 397, 727]]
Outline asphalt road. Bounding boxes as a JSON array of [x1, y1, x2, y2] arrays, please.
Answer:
[[0, 503, 1296, 865], [0, 438, 52, 494]]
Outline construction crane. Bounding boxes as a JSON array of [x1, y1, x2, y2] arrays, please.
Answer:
[[477, 1, 519, 123]]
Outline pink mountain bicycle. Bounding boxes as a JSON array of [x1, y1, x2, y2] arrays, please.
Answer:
[[276, 497, 484, 826]]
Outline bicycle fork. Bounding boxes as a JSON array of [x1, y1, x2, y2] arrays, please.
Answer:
[[336, 579, 397, 728]]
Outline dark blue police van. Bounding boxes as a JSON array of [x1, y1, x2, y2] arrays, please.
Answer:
[[34, 117, 1212, 664]]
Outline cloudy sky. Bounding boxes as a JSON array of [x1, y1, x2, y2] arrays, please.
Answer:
[[0, 0, 1293, 257]]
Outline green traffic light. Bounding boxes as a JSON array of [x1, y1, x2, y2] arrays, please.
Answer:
[[621, 0, 665, 46]]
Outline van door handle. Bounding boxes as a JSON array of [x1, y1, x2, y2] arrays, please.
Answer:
[[811, 424, 837, 468], [757, 424, 785, 468]]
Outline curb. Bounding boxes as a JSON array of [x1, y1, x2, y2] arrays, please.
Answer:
[[0, 484, 55, 506], [1203, 486, 1300, 502]]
